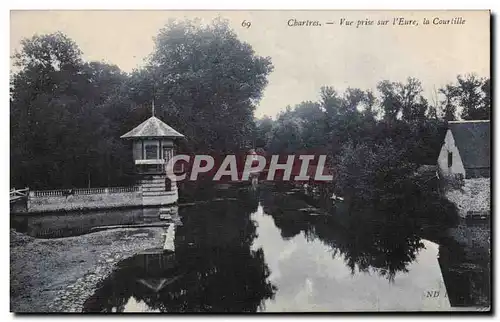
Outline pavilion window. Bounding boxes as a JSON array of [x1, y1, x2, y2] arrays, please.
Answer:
[[145, 145, 158, 160], [448, 151, 453, 168]]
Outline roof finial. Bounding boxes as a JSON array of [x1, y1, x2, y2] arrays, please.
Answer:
[[152, 99, 155, 117]]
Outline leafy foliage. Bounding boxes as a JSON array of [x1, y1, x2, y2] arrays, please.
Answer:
[[335, 140, 417, 205], [11, 20, 273, 189], [10, 25, 488, 195], [435, 74, 490, 121], [139, 18, 273, 153], [255, 73, 485, 217]]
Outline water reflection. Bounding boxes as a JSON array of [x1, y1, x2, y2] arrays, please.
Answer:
[[260, 191, 425, 282], [80, 187, 488, 312], [11, 207, 165, 238], [83, 192, 276, 312], [438, 225, 491, 307]]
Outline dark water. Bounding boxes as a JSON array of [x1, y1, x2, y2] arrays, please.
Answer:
[[11, 183, 247, 239], [11, 207, 168, 238], [67, 188, 489, 312]]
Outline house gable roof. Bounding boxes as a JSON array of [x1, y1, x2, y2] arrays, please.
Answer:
[[121, 116, 184, 139], [449, 120, 490, 169]]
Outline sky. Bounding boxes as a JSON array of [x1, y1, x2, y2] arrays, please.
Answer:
[[10, 10, 490, 118]]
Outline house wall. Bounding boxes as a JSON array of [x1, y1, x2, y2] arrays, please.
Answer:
[[438, 130, 490, 218], [437, 129, 466, 179]]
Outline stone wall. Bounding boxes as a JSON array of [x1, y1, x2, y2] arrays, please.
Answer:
[[28, 187, 143, 213], [449, 221, 490, 250], [143, 190, 179, 206], [140, 174, 178, 206], [444, 178, 490, 218]]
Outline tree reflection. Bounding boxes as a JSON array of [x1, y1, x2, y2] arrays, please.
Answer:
[[438, 224, 491, 307], [260, 191, 312, 240], [323, 213, 424, 282], [83, 190, 276, 312], [260, 190, 425, 282]]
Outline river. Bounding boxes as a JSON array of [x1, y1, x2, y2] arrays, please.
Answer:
[[11, 186, 490, 312]]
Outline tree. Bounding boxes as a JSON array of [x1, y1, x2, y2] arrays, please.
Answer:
[[320, 86, 343, 119], [377, 80, 401, 122], [377, 77, 426, 122], [142, 18, 274, 153], [254, 115, 274, 148], [334, 140, 417, 205], [266, 111, 304, 154], [481, 78, 491, 117], [11, 20, 275, 189], [261, 100, 331, 154], [362, 90, 378, 121], [438, 74, 490, 121], [455, 74, 489, 120], [10, 33, 134, 189], [289, 101, 327, 150], [342, 88, 366, 114], [12, 32, 83, 73], [399, 77, 425, 121], [11, 33, 84, 188], [438, 84, 458, 121]]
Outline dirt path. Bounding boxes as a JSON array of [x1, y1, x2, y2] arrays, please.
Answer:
[[10, 227, 166, 312]]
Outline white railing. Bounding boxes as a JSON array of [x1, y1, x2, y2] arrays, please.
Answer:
[[32, 189, 65, 197], [31, 186, 140, 197], [108, 186, 140, 193], [74, 187, 107, 195]]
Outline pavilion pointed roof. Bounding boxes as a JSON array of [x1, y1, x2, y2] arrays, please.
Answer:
[[121, 116, 184, 139]]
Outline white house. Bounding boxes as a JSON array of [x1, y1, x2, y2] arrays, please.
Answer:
[[437, 120, 490, 218], [437, 120, 490, 179]]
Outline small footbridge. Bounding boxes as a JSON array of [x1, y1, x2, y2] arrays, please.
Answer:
[[10, 188, 29, 203], [10, 188, 29, 213]]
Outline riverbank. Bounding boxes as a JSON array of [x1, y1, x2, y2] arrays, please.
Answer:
[[10, 227, 166, 312]]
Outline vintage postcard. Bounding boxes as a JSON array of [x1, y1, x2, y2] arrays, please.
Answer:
[[10, 10, 491, 313]]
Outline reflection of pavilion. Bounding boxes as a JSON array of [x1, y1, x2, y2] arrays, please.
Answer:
[[83, 246, 186, 312], [130, 217, 181, 292], [137, 276, 182, 293], [133, 249, 176, 275], [83, 194, 274, 313], [133, 249, 182, 293]]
